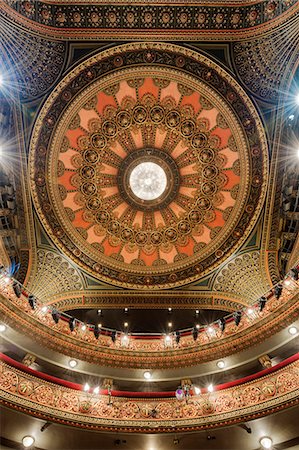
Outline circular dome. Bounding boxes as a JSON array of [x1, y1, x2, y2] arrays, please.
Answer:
[[129, 162, 167, 201], [30, 43, 268, 289]]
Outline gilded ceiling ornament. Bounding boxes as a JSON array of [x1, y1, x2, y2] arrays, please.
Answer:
[[2, 0, 297, 40], [29, 43, 268, 289]]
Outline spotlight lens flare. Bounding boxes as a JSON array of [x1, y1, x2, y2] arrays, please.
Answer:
[[83, 383, 90, 392], [207, 384, 214, 393], [194, 386, 201, 395], [288, 326, 298, 335], [144, 371, 152, 380]]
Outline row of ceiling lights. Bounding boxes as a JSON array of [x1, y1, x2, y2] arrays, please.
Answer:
[[20, 435, 274, 448], [1, 266, 298, 343]]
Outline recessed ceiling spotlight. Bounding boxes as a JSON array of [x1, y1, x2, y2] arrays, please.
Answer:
[[207, 326, 213, 333], [207, 384, 214, 393], [69, 359, 77, 368], [22, 436, 35, 448], [168, 322, 172, 327], [124, 322, 128, 327], [93, 386, 100, 394], [165, 335, 171, 342], [168, 307, 172, 312], [260, 436, 273, 449], [288, 326, 298, 335], [124, 307, 128, 312], [216, 360, 225, 369], [194, 386, 201, 395], [143, 371, 152, 380], [0, 323, 7, 332], [195, 310, 200, 314], [196, 324, 200, 329]]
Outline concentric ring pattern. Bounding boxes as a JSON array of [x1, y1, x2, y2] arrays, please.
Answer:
[[30, 43, 268, 288]]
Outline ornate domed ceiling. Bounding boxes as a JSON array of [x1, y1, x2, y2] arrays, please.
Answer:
[[30, 43, 268, 288]]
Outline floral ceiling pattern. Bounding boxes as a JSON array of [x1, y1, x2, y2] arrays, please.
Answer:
[[30, 43, 268, 289]]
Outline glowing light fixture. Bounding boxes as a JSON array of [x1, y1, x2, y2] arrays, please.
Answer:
[[260, 436, 273, 449], [288, 326, 298, 335], [69, 359, 77, 368], [83, 383, 90, 392], [124, 321, 128, 327], [194, 386, 201, 395], [129, 162, 167, 201], [41, 306, 48, 313], [168, 322, 172, 327], [217, 360, 225, 369], [207, 384, 214, 393], [81, 324, 87, 331], [295, 92, 299, 105], [22, 436, 35, 448], [143, 371, 152, 380], [93, 386, 100, 394], [0, 324, 7, 332], [165, 334, 171, 345]]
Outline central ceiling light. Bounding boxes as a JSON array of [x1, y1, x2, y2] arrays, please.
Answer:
[[129, 162, 167, 201]]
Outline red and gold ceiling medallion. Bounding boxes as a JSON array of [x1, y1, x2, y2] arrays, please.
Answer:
[[30, 43, 268, 288]]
